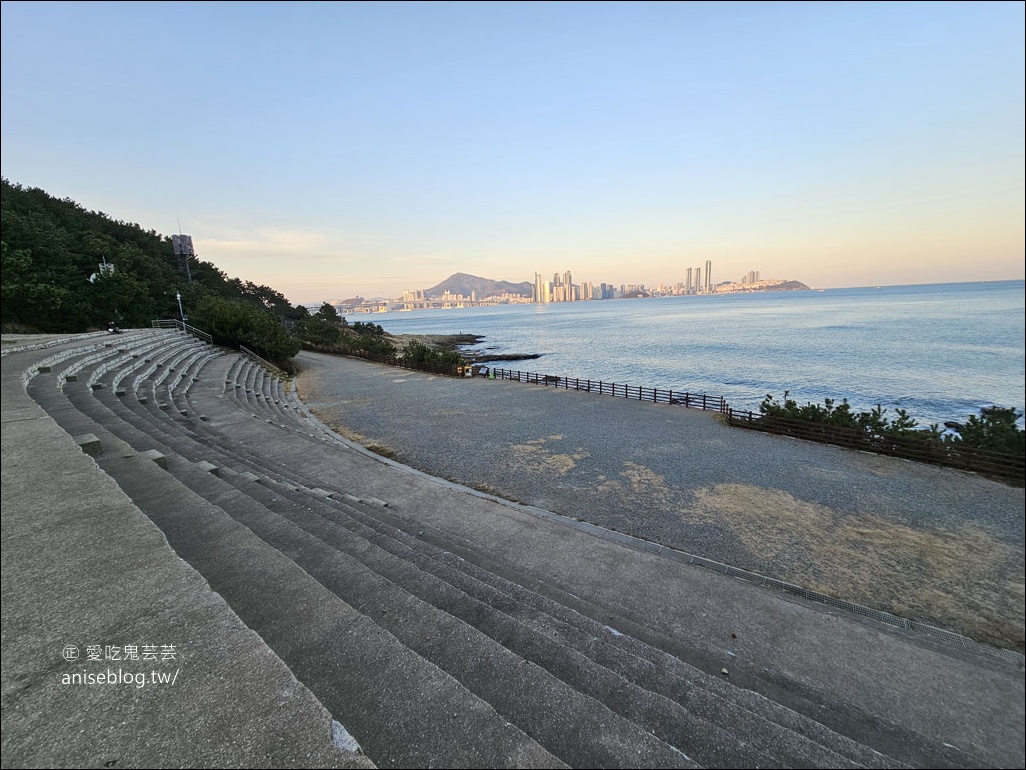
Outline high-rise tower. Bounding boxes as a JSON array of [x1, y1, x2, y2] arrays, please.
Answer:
[[534, 272, 550, 303]]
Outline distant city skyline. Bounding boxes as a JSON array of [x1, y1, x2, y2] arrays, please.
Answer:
[[321, 260, 816, 313], [2, 2, 1022, 305]]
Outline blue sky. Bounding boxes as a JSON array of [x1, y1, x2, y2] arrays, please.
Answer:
[[2, 1, 1023, 304]]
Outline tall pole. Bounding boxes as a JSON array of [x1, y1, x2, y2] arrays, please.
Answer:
[[176, 292, 186, 323]]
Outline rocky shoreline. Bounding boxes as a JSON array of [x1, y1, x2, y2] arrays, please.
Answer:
[[389, 332, 541, 364]]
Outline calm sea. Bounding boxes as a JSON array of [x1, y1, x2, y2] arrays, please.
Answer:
[[368, 280, 1025, 427]]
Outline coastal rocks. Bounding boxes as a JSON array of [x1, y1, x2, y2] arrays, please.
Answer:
[[469, 352, 541, 363], [388, 333, 541, 364]]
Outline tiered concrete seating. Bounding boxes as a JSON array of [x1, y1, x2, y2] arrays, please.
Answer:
[[2, 331, 373, 769], [220, 353, 247, 396], [7, 332, 1024, 769], [167, 348, 221, 417]]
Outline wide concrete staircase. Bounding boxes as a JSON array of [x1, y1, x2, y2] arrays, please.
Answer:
[[12, 329, 1024, 769]]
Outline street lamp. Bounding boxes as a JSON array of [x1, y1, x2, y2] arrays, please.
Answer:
[[176, 291, 186, 324]]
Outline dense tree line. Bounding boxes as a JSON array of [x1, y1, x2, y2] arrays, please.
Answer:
[[1, 179, 310, 367], [297, 304, 469, 371]]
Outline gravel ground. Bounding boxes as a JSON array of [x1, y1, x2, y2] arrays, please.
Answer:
[[296, 350, 1026, 651]]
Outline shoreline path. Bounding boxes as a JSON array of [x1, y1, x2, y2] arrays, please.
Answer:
[[296, 350, 1025, 653]]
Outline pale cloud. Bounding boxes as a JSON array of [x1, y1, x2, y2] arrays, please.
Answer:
[[199, 225, 381, 261], [182, 222, 469, 302]]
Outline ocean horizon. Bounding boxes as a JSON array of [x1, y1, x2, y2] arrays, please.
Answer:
[[368, 279, 1025, 428]]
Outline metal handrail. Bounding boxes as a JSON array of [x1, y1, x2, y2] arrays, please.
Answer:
[[488, 368, 726, 412], [239, 345, 288, 380], [151, 318, 213, 344]]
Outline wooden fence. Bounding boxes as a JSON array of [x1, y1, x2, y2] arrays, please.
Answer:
[[723, 408, 1025, 487], [488, 368, 727, 412]]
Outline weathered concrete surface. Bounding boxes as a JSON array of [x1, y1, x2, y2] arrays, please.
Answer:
[[1, 336, 374, 769]]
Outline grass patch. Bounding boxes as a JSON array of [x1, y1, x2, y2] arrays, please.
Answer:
[[472, 482, 522, 503], [689, 483, 1025, 652], [508, 435, 590, 476]]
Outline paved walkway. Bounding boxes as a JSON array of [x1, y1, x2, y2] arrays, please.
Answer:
[[295, 351, 1025, 652]]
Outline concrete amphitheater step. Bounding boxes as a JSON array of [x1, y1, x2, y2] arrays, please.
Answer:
[[35, 351, 849, 766], [19, 396, 564, 769], [211, 471, 895, 770], [32, 359, 702, 766], [4, 336, 376, 769], [158, 459, 708, 769], [106, 387, 896, 769], [47, 358, 707, 766], [59, 352, 916, 768]]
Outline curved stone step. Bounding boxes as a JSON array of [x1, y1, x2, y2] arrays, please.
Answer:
[[77, 358, 906, 768], [41, 352, 853, 767], [20, 391, 563, 769], [95, 355, 958, 767], [57, 372, 704, 766]]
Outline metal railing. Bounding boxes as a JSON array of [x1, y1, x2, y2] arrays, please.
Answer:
[[150, 320, 288, 379], [151, 318, 213, 344], [240, 345, 289, 380], [487, 368, 727, 412]]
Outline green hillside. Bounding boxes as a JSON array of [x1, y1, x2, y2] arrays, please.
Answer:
[[1, 179, 305, 366]]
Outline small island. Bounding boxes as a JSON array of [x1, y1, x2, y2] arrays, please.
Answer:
[[714, 279, 811, 293]]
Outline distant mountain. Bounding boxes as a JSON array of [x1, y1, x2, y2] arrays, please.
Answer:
[[424, 272, 532, 299]]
